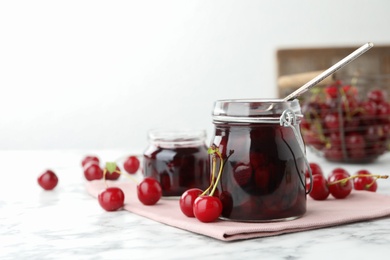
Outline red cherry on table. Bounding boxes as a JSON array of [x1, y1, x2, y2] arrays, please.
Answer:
[[328, 168, 353, 199], [37, 170, 58, 190], [309, 174, 330, 200], [84, 163, 103, 181], [123, 156, 140, 174], [305, 162, 323, 178], [137, 177, 162, 205], [104, 165, 121, 180], [82, 155, 100, 167], [193, 196, 223, 223], [179, 188, 203, 217], [98, 187, 125, 211], [353, 169, 378, 192]]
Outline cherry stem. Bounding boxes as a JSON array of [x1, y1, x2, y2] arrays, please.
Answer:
[[366, 178, 377, 189], [201, 156, 217, 196], [328, 174, 389, 186], [307, 111, 330, 147], [199, 146, 233, 197], [209, 150, 224, 196]]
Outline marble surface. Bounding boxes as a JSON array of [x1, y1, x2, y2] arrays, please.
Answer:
[[1, 149, 390, 259]]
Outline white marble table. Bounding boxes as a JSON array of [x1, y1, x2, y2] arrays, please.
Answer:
[[1, 149, 390, 259]]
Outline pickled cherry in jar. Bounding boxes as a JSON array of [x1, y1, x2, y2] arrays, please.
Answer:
[[143, 129, 209, 197], [211, 99, 307, 222]]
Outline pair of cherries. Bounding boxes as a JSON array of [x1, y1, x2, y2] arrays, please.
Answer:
[[307, 162, 388, 200], [178, 147, 228, 223]]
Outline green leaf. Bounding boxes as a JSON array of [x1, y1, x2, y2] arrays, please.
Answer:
[[106, 162, 117, 174]]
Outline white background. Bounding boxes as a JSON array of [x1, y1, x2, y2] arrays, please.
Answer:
[[1, 0, 389, 151]]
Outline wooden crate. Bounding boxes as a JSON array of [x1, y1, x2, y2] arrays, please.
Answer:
[[276, 45, 390, 98]]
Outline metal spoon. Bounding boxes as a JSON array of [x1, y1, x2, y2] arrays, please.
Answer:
[[283, 42, 374, 102]]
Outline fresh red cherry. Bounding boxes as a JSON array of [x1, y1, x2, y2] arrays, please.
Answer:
[[98, 187, 125, 211], [329, 132, 342, 147], [345, 132, 365, 149], [84, 163, 103, 181], [179, 188, 203, 217], [37, 170, 58, 190], [345, 133, 366, 160], [348, 147, 366, 160], [328, 168, 353, 199], [302, 130, 326, 150], [342, 85, 358, 97], [104, 165, 121, 180], [361, 100, 377, 117], [305, 162, 323, 178], [368, 89, 387, 104], [365, 125, 383, 143], [123, 156, 140, 174], [325, 81, 342, 99], [324, 113, 340, 130], [353, 169, 378, 192], [324, 147, 344, 161], [377, 102, 390, 123], [82, 155, 100, 167], [193, 195, 223, 223], [137, 177, 162, 205], [309, 174, 330, 200]]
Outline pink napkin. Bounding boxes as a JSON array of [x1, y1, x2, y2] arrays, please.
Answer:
[[86, 180, 390, 241]]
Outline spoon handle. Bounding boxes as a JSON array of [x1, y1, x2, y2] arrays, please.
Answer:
[[283, 42, 374, 102]]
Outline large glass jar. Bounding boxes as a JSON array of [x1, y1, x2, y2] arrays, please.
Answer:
[[211, 99, 308, 222], [143, 129, 209, 197]]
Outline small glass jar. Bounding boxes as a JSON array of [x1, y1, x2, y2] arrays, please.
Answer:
[[211, 99, 308, 222], [143, 129, 210, 197]]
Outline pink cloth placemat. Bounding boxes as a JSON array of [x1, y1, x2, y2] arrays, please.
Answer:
[[86, 180, 390, 241]]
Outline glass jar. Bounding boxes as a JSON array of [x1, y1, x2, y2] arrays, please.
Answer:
[[211, 99, 308, 222], [143, 129, 210, 197]]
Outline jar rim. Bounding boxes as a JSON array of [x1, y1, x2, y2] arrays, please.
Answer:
[[148, 129, 206, 146], [212, 98, 302, 123]]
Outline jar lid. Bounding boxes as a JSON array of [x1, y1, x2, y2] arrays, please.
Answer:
[[212, 98, 302, 123], [148, 129, 206, 147]]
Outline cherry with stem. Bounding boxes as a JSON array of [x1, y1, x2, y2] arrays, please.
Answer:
[[190, 146, 234, 223]]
